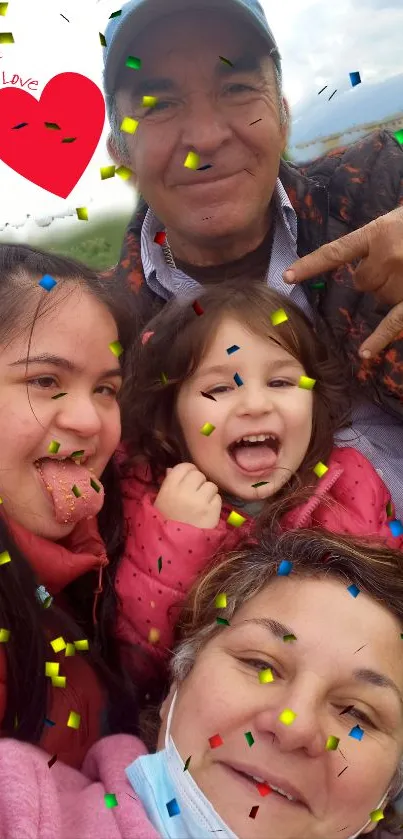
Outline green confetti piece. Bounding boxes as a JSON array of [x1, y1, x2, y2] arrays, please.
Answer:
[[109, 341, 123, 357], [109, 10, 122, 18], [71, 450, 85, 459], [215, 593, 227, 608], [325, 735, 340, 751], [0, 628, 10, 642], [90, 478, 101, 493], [251, 481, 269, 488], [298, 375, 316, 390], [43, 596, 53, 609], [184, 755, 191, 771], [99, 32, 106, 47], [100, 165, 115, 180], [45, 122, 60, 130], [219, 56, 233, 66], [0, 32, 14, 43], [184, 151, 200, 170], [126, 55, 141, 69], [48, 440, 60, 454], [244, 731, 254, 747], [313, 461, 328, 478], [120, 116, 138, 134], [157, 556, 163, 574], [216, 617, 230, 626], [310, 281, 325, 289], [270, 308, 288, 326], [61, 137, 76, 144], [200, 422, 215, 436], [386, 500, 393, 518], [72, 485, 81, 498], [51, 392, 67, 400], [279, 708, 297, 726], [116, 165, 132, 180], [283, 633, 297, 642], [160, 372, 168, 385], [76, 207, 88, 221], [0, 551, 10, 566], [394, 129, 403, 146], [227, 510, 246, 527], [259, 668, 274, 684], [105, 793, 118, 808]]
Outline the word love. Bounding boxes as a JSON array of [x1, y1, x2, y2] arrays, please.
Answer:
[[1, 72, 38, 90]]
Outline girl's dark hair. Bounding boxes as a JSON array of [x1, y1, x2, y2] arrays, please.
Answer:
[[0, 243, 160, 743], [120, 282, 353, 526]]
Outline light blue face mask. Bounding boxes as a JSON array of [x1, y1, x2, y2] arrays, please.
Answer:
[[125, 691, 393, 839]]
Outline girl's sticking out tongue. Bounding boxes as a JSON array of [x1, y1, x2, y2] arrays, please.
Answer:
[[230, 437, 279, 474], [35, 458, 105, 524]]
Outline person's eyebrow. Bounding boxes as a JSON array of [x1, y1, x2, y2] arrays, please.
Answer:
[[198, 359, 303, 378], [236, 620, 403, 708], [9, 353, 122, 378], [131, 53, 265, 98], [215, 53, 265, 78]]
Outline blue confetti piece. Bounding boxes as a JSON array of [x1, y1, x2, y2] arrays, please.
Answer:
[[389, 519, 403, 537], [349, 71, 361, 87], [166, 798, 180, 817], [347, 584, 360, 598], [44, 717, 56, 727], [349, 725, 364, 741], [233, 372, 243, 387], [278, 560, 292, 576], [226, 345, 240, 355], [39, 274, 57, 292]]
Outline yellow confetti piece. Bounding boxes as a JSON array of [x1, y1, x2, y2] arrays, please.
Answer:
[[298, 375, 316, 390], [74, 639, 89, 651], [313, 461, 328, 478], [100, 165, 115, 180], [279, 708, 297, 726], [227, 510, 246, 527], [116, 165, 132, 181], [215, 593, 227, 609], [184, 151, 200, 170], [142, 95, 158, 108], [0, 32, 13, 43], [0, 628, 10, 642], [120, 116, 139, 134], [200, 422, 215, 436], [148, 627, 160, 644], [0, 4, 9, 16], [160, 372, 168, 385], [67, 711, 81, 729], [45, 662, 59, 677], [51, 675, 66, 688], [65, 643, 76, 657], [259, 668, 274, 684], [0, 497, 2, 503], [109, 341, 123, 358], [325, 735, 339, 751], [48, 440, 60, 454], [76, 207, 88, 221], [50, 637, 66, 653], [370, 809, 384, 823], [270, 308, 288, 326], [0, 551, 11, 565]]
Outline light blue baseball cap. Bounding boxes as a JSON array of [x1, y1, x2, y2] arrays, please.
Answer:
[[103, 0, 282, 97]]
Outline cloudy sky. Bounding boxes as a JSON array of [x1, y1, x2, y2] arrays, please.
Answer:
[[0, 0, 402, 228]]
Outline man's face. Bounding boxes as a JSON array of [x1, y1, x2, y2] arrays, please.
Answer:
[[111, 9, 288, 246]]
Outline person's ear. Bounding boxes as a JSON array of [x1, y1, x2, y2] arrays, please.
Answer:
[[280, 95, 290, 152], [107, 132, 125, 166]]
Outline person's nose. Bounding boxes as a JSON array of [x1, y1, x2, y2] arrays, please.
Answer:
[[55, 391, 103, 439], [235, 383, 275, 418], [180, 93, 233, 156], [254, 682, 326, 758]]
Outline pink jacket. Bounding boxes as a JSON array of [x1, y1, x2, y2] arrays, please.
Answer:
[[0, 735, 159, 839], [116, 447, 403, 661]]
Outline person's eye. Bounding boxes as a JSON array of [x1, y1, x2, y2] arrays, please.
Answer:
[[26, 376, 58, 389], [146, 100, 175, 113], [240, 657, 280, 677], [336, 705, 375, 729], [208, 385, 232, 395], [95, 384, 119, 397], [269, 379, 294, 388], [225, 83, 255, 94]]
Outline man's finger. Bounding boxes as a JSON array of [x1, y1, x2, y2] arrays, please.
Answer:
[[283, 226, 370, 284], [359, 303, 403, 358]]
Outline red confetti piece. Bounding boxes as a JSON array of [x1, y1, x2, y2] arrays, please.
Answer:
[[141, 331, 154, 345], [256, 781, 272, 797], [154, 231, 166, 246], [208, 733, 223, 749], [48, 754, 57, 768], [249, 805, 259, 819], [192, 301, 204, 316]]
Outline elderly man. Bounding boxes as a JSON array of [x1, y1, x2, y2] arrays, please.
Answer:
[[103, 0, 403, 519]]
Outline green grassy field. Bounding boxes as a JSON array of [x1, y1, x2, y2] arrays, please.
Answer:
[[29, 210, 133, 271]]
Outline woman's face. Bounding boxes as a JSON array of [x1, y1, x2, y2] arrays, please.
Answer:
[[176, 316, 313, 501], [159, 575, 403, 839]]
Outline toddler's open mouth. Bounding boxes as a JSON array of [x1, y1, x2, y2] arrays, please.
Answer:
[[227, 433, 280, 474]]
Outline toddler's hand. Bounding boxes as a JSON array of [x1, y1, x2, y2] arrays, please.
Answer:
[[154, 463, 222, 528]]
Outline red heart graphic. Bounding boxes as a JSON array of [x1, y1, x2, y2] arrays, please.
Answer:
[[0, 73, 105, 198]]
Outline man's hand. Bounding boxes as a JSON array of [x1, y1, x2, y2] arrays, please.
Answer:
[[154, 462, 222, 529], [283, 206, 403, 357]]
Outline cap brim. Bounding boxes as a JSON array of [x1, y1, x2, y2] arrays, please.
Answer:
[[104, 0, 278, 95]]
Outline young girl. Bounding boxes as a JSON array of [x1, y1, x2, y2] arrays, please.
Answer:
[[116, 282, 403, 664], [0, 243, 149, 769]]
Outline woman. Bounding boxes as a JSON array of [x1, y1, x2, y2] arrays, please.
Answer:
[[1, 528, 402, 839]]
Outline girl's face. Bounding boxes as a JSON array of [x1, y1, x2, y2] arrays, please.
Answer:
[[160, 576, 403, 839], [0, 285, 122, 540], [176, 316, 313, 500]]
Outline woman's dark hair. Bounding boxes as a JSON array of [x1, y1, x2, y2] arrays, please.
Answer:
[[0, 243, 161, 743], [120, 282, 353, 526]]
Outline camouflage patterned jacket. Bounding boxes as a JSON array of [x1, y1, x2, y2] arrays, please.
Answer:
[[109, 129, 403, 423]]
